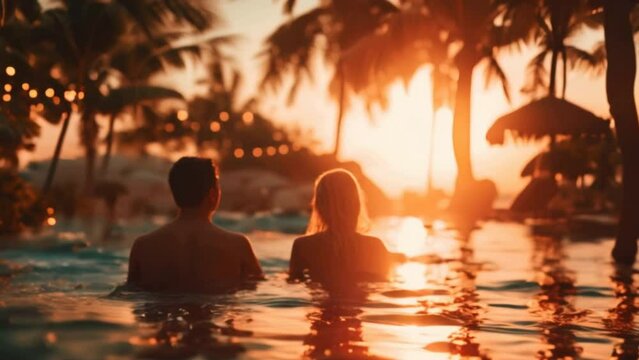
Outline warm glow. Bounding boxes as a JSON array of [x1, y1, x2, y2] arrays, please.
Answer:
[[252, 147, 263, 157], [210, 121, 221, 132], [234, 148, 245, 158], [4, 84, 11, 92], [29, 89, 38, 98], [64, 90, 76, 102], [46, 207, 55, 215], [395, 262, 428, 290], [242, 111, 254, 125], [52, 96, 61, 105], [278, 144, 289, 155], [21, 83, 29, 91], [2, 94, 10, 102], [46, 217, 57, 226], [266, 146, 277, 156], [219, 111, 230, 121], [5, 66, 15, 76], [77, 91, 85, 100], [177, 110, 189, 121], [190, 122, 200, 131], [45, 88, 55, 98], [164, 123, 175, 132], [435, 106, 453, 123]]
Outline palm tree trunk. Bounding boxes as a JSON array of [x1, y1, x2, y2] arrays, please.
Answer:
[[561, 48, 567, 99], [333, 64, 345, 157], [81, 113, 98, 194], [42, 113, 71, 195], [101, 113, 116, 175], [604, 0, 639, 265], [452, 48, 477, 189], [549, 49, 559, 97], [427, 106, 437, 194]]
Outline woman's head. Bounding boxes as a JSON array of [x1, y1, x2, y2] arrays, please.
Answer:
[[307, 168, 368, 235]]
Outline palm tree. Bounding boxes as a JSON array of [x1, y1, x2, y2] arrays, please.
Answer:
[[337, 3, 456, 193], [260, 0, 397, 156], [30, 0, 215, 195], [334, 0, 529, 205], [522, 0, 605, 99], [117, 57, 296, 161], [601, 0, 639, 264], [0, 0, 72, 171]]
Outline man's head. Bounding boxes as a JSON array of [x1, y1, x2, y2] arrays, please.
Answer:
[[168, 157, 220, 211]]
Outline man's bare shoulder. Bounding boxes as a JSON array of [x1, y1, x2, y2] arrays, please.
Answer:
[[210, 226, 252, 247], [132, 225, 173, 247]]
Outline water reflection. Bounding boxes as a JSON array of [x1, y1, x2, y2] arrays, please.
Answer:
[[605, 266, 639, 359], [131, 299, 249, 358], [303, 286, 389, 359], [530, 235, 585, 359], [440, 227, 490, 359]]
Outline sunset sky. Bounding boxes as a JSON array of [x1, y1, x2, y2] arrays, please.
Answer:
[[27, 0, 619, 200]]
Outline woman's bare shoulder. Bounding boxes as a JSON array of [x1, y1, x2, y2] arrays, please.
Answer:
[[292, 233, 322, 247]]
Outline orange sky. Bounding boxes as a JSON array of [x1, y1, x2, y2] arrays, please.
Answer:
[[26, 0, 620, 201]]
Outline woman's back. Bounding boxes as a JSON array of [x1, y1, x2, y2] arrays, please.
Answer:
[[289, 231, 391, 284]]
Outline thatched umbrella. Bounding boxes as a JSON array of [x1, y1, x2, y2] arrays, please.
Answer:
[[520, 148, 589, 179], [486, 96, 610, 145]]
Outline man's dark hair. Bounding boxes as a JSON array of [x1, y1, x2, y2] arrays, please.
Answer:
[[168, 157, 218, 208]]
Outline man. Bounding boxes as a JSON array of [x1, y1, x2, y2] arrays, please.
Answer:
[[127, 157, 263, 293]]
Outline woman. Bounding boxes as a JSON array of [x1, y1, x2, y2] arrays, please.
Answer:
[[289, 169, 396, 284]]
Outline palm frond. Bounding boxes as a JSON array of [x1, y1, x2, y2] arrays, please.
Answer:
[[484, 51, 511, 103], [97, 86, 183, 114], [521, 48, 549, 96], [565, 44, 606, 74]]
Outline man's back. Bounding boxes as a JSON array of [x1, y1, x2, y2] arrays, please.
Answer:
[[127, 219, 263, 293]]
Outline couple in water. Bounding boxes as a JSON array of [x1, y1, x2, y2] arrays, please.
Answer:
[[127, 156, 398, 293]]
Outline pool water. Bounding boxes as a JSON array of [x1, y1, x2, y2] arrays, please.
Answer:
[[0, 216, 635, 359]]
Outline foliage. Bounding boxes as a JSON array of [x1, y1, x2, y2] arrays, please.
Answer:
[[0, 1, 72, 169], [519, 0, 606, 98], [0, 170, 46, 235]]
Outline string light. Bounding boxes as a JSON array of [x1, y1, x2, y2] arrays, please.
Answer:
[[233, 148, 244, 158], [219, 111, 229, 122], [266, 146, 277, 156], [45, 88, 55, 97], [177, 110, 188, 121], [28, 89, 38, 98], [5, 66, 15, 76], [210, 121, 221, 132], [164, 123, 175, 133], [46, 207, 55, 215], [64, 90, 76, 102], [77, 91, 85, 100], [2, 94, 11, 102], [242, 111, 254, 125], [4, 84, 11, 92], [21, 83, 29, 91], [278, 144, 289, 155], [190, 122, 200, 131], [46, 217, 57, 226], [252, 148, 263, 158], [52, 96, 61, 105]]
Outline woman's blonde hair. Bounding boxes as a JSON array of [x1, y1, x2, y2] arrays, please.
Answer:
[[306, 168, 369, 236]]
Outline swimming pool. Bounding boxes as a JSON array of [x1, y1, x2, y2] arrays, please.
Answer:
[[0, 216, 632, 359]]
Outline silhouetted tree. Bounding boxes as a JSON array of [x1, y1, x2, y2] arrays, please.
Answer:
[[261, 0, 397, 156], [602, 0, 639, 264]]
